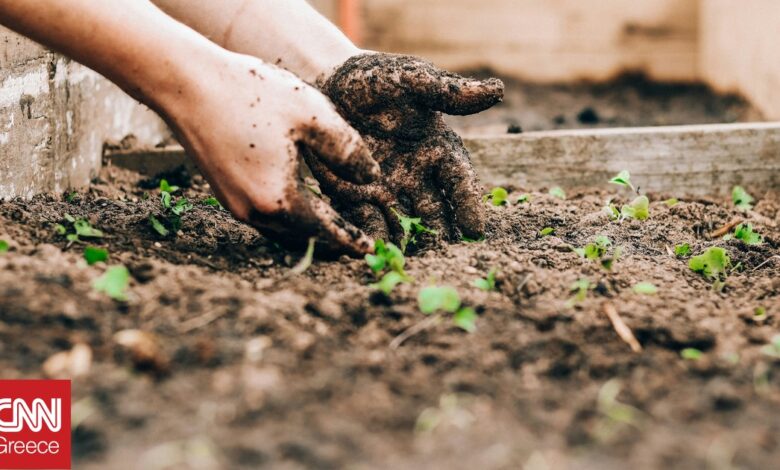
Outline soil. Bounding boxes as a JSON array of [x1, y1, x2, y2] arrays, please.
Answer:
[[446, 72, 765, 134], [1, 165, 779, 469]]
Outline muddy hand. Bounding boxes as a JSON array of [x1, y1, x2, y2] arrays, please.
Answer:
[[309, 53, 504, 243], [166, 54, 379, 256]]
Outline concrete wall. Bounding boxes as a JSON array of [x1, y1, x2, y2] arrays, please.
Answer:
[[700, 0, 780, 120], [0, 27, 168, 198]]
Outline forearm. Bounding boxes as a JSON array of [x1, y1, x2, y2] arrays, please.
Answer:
[[152, 0, 360, 83], [0, 0, 224, 114]]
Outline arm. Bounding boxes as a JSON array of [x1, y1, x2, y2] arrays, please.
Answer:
[[152, 0, 358, 83], [0, 0, 379, 255]]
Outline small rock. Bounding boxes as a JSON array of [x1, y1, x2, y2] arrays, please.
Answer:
[[114, 329, 169, 374], [244, 336, 272, 363], [42, 343, 92, 379]]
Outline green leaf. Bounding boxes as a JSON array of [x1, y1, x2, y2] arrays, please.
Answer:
[[674, 243, 691, 257], [681, 348, 703, 360], [453, 307, 478, 333], [516, 194, 531, 204], [65, 192, 78, 203], [603, 202, 620, 220], [761, 335, 780, 358], [0, 240, 8, 253], [92, 265, 130, 301], [84, 246, 109, 265], [55, 224, 68, 236], [567, 278, 593, 306], [733, 223, 763, 245], [689, 247, 731, 280], [418, 286, 461, 314], [621, 195, 649, 221], [64, 214, 76, 223], [473, 269, 497, 292], [161, 191, 172, 209], [73, 219, 104, 238], [485, 187, 508, 206], [391, 208, 437, 253], [202, 197, 224, 209], [754, 307, 767, 321], [371, 271, 406, 295], [548, 187, 566, 200], [664, 198, 679, 207], [66, 234, 79, 243], [633, 282, 658, 295], [365, 254, 386, 274], [609, 170, 635, 191], [461, 235, 485, 243], [289, 237, 316, 275], [366, 239, 407, 277], [539, 227, 555, 237], [732, 186, 754, 212], [149, 214, 170, 237], [171, 197, 194, 216], [159, 179, 179, 194]]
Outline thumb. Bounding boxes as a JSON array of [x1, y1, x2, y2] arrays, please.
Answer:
[[298, 105, 380, 185], [407, 66, 505, 116]]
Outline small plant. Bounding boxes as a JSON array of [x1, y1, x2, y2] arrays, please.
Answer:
[[461, 235, 485, 243], [65, 192, 78, 203], [674, 243, 691, 257], [159, 179, 179, 194], [567, 278, 594, 307], [548, 187, 566, 200], [595, 379, 643, 441], [754, 307, 768, 321], [55, 214, 104, 246], [93, 265, 130, 301], [418, 286, 478, 333], [761, 335, 780, 358], [574, 236, 621, 270], [539, 227, 555, 237], [202, 197, 224, 209], [0, 240, 8, 254], [484, 187, 508, 206], [732, 186, 754, 212], [603, 200, 620, 221], [633, 282, 658, 295], [609, 170, 636, 192], [732, 223, 763, 245], [289, 238, 316, 276], [372, 271, 406, 295], [664, 198, 679, 207], [516, 194, 531, 204], [366, 240, 411, 295], [473, 269, 497, 292], [620, 195, 649, 221], [681, 348, 703, 360], [391, 208, 437, 253], [151, 182, 194, 237], [689, 247, 731, 282], [84, 246, 109, 265]]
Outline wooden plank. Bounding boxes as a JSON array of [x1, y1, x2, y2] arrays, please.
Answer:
[[105, 123, 780, 196]]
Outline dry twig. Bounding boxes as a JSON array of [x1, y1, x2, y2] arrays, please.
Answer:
[[390, 314, 441, 350], [709, 218, 744, 238], [602, 303, 643, 353]]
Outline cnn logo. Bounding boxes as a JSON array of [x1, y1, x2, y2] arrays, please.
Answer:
[[0, 398, 62, 433]]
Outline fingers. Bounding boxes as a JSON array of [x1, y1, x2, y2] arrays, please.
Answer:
[[298, 104, 380, 185], [412, 188, 450, 236], [343, 203, 390, 242], [435, 141, 486, 239]]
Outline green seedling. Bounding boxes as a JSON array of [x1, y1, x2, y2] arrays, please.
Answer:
[[484, 187, 508, 206], [633, 282, 658, 295], [365, 239, 406, 276], [732, 223, 763, 245], [567, 278, 594, 307], [689, 247, 731, 282], [418, 286, 477, 332], [603, 200, 620, 221], [56, 214, 104, 246], [548, 187, 566, 200], [159, 179, 179, 194], [609, 170, 636, 192], [595, 379, 643, 442], [620, 195, 649, 221], [0, 240, 8, 254], [754, 307, 768, 321], [674, 243, 691, 257], [84, 246, 109, 265], [575, 236, 620, 270], [289, 238, 316, 276], [461, 235, 485, 243], [516, 194, 531, 204], [391, 208, 437, 253], [65, 192, 78, 203], [761, 335, 780, 358], [152, 185, 193, 236], [539, 227, 555, 237], [681, 348, 703, 360], [372, 271, 406, 295], [202, 197, 224, 209], [473, 268, 497, 292], [149, 215, 169, 237], [664, 198, 679, 207], [92, 265, 130, 301], [732, 186, 754, 212]]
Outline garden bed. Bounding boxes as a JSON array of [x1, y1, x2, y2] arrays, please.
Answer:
[[0, 165, 778, 469]]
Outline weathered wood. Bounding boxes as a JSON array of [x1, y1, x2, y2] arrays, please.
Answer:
[[106, 122, 780, 196]]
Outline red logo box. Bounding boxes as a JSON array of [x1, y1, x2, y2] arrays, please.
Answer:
[[0, 380, 71, 469]]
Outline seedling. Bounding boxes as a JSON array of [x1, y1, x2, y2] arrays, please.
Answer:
[[65, 192, 78, 203], [483, 187, 508, 206], [664, 198, 679, 207], [732, 186, 754, 212], [674, 243, 691, 257], [202, 197, 224, 209], [0, 240, 8, 254], [754, 307, 768, 321], [603, 200, 620, 221], [55, 214, 104, 246], [289, 238, 315, 276], [732, 223, 763, 245], [620, 195, 649, 221], [760, 335, 780, 358], [92, 265, 130, 301], [418, 286, 478, 332], [159, 179, 180, 194], [681, 348, 703, 360], [548, 187, 566, 200], [84, 246, 109, 265], [567, 278, 594, 307], [633, 282, 658, 295], [371, 271, 406, 295], [391, 208, 437, 253], [461, 235, 485, 243], [595, 379, 642, 442], [574, 236, 621, 270], [689, 247, 731, 282], [516, 194, 531, 204], [149, 215, 169, 237], [473, 268, 497, 292], [366, 240, 411, 294], [151, 184, 194, 237], [609, 170, 636, 193], [539, 227, 555, 237]]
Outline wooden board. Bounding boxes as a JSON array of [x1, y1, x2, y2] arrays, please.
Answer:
[[106, 123, 780, 197]]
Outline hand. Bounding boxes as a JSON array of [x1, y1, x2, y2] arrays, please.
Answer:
[[163, 52, 380, 256], [308, 53, 504, 243]]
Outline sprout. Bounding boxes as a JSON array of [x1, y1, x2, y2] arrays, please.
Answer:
[[84, 246, 109, 266], [418, 286, 478, 333], [548, 187, 566, 200], [620, 196, 649, 221], [689, 247, 731, 281], [473, 269, 497, 292], [609, 170, 636, 192], [484, 187, 509, 206], [732, 186, 754, 212], [93, 266, 130, 301], [633, 282, 658, 295]]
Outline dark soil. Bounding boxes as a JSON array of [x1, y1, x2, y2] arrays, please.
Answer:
[[447, 72, 765, 134], [1, 166, 779, 469]]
